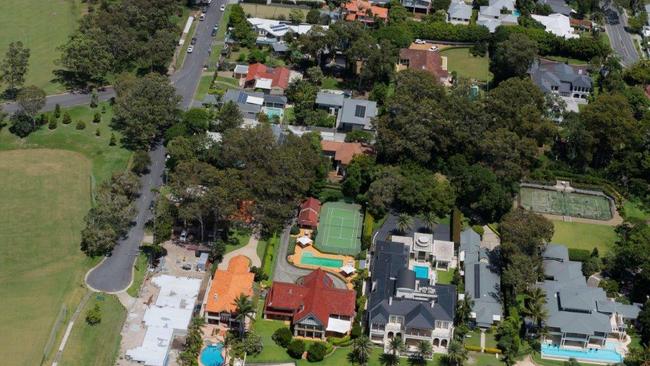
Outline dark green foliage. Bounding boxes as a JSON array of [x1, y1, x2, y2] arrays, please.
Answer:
[[85, 304, 102, 325], [490, 33, 538, 83], [93, 112, 101, 123], [605, 221, 650, 301], [306, 8, 320, 24], [131, 150, 151, 175], [48, 117, 58, 130], [272, 327, 293, 348], [9, 112, 36, 137], [408, 21, 490, 43], [250, 265, 268, 282], [0, 41, 30, 92], [62, 111, 72, 124], [95, 128, 101, 137], [109, 133, 116, 146], [568, 248, 591, 262], [179, 318, 205, 366], [287, 339, 305, 359], [345, 130, 373, 144], [290, 225, 300, 235], [54, 104, 61, 119], [638, 301, 650, 346], [76, 120, 86, 130], [229, 5, 256, 47], [350, 322, 362, 338], [307, 342, 328, 362]]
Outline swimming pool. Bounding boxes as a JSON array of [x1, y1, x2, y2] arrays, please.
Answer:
[[301, 252, 343, 268], [413, 265, 430, 279], [265, 107, 284, 119], [200, 344, 224, 366], [513, 9, 521, 16], [541, 344, 623, 363]]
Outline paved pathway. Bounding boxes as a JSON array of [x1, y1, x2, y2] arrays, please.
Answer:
[[51, 292, 92, 366], [2, 88, 115, 114], [273, 224, 347, 289], [218, 234, 261, 270], [481, 225, 500, 251], [480, 329, 486, 352]]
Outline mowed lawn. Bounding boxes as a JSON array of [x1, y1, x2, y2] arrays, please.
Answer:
[[440, 47, 492, 82], [0, 0, 82, 94], [551, 220, 617, 254], [58, 294, 127, 366], [241, 3, 308, 19], [0, 149, 95, 366]]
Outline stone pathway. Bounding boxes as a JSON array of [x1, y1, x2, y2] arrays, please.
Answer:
[[116, 291, 137, 309], [481, 225, 500, 250], [480, 329, 486, 352], [218, 234, 261, 269]]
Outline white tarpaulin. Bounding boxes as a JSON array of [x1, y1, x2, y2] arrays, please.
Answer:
[[326, 317, 352, 334], [340, 264, 356, 275], [246, 95, 264, 105], [297, 236, 312, 246], [254, 78, 273, 90]]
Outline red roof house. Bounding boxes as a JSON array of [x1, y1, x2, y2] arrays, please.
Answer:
[[245, 63, 291, 93], [343, 0, 389, 24], [264, 269, 356, 339], [397, 48, 449, 83], [320, 140, 373, 176], [298, 197, 321, 229]]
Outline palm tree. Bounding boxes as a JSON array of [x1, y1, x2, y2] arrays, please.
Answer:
[[388, 335, 404, 356], [454, 293, 474, 326], [232, 294, 255, 339], [416, 340, 432, 360], [379, 352, 400, 366], [522, 288, 548, 328], [349, 336, 372, 365], [422, 212, 438, 233], [396, 214, 413, 234], [446, 339, 468, 366]]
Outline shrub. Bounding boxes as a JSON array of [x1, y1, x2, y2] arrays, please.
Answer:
[[290, 225, 300, 235], [568, 248, 591, 262], [272, 327, 293, 348], [54, 103, 61, 119], [62, 112, 72, 124], [362, 211, 374, 250], [96, 128, 101, 136], [350, 322, 362, 339], [307, 342, 328, 362], [287, 339, 305, 359], [76, 120, 86, 130], [109, 133, 117, 146], [101, 105, 107, 114], [250, 266, 269, 282], [93, 112, 101, 123], [328, 335, 351, 346], [472, 225, 484, 237], [9, 112, 35, 138], [38, 114, 48, 125], [319, 188, 344, 203], [465, 345, 482, 352], [345, 130, 373, 143], [484, 347, 502, 354], [48, 117, 58, 130], [131, 150, 151, 175], [85, 304, 102, 325], [582, 256, 601, 277]]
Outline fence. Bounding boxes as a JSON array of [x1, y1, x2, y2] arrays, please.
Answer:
[[40, 303, 67, 365]]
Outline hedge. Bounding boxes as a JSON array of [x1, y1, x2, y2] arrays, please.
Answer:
[[465, 345, 482, 352], [362, 210, 374, 250], [328, 335, 351, 346], [409, 21, 491, 43], [269, 0, 323, 8], [484, 347, 502, 354], [568, 248, 591, 262]]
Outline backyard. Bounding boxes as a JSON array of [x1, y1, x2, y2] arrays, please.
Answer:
[[241, 3, 309, 19], [0, 103, 131, 365], [439, 47, 492, 82], [0, 0, 83, 94], [57, 294, 127, 366], [551, 220, 617, 254]]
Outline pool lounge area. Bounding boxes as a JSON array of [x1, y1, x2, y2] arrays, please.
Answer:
[[541, 344, 623, 364]]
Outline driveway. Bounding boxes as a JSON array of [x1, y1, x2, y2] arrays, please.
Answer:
[[273, 224, 348, 289], [602, 0, 639, 67], [86, 0, 230, 292]]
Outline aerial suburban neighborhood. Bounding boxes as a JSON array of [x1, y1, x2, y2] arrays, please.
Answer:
[[1, 0, 650, 366]]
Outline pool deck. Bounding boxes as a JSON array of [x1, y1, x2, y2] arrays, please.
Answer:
[[288, 244, 356, 290]]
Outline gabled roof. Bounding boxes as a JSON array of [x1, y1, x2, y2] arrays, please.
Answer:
[[529, 59, 593, 93], [298, 197, 321, 227], [320, 140, 373, 165], [531, 13, 579, 39], [205, 255, 254, 314], [399, 48, 449, 80], [543, 243, 569, 262], [316, 91, 345, 107], [540, 0, 573, 16], [448, 0, 473, 20], [265, 269, 356, 327], [339, 98, 378, 129], [344, 0, 389, 20], [246, 63, 291, 90]]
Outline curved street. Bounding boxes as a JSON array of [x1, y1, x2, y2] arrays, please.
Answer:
[[86, 0, 229, 292]]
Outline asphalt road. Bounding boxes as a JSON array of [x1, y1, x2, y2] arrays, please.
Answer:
[[1, 87, 115, 114], [273, 224, 348, 289], [602, 1, 639, 67], [86, 1, 228, 292]]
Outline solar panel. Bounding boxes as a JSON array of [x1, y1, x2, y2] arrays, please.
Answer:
[[237, 92, 247, 103], [270, 24, 289, 31]]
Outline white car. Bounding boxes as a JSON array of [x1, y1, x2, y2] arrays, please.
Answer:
[[415, 39, 426, 44], [199, 13, 206, 21], [187, 45, 194, 53], [220, 4, 225, 11], [180, 230, 188, 242]]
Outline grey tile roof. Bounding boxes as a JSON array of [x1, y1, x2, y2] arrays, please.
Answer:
[[448, 0, 472, 20], [596, 301, 642, 319], [540, 0, 572, 16], [529, 60, 593, 94], [340, 98, 378, 129], [315, 92, 345, 108], [368, 241, 456, 328], [543, 243, 569, 262], [272, 42, 289, 53]]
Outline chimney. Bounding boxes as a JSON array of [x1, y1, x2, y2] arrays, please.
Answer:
[[389, 297, 393, 306]]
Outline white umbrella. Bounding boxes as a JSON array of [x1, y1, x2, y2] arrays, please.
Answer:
[[340, 264, 356, 275], [296, 236, 312, 247]]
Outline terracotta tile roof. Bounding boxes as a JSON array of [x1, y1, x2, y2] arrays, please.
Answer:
[[205, 255, 254, 314], [570, 18, 592, 29], [320, 141, 373, 166], [265, 269, 356, 327], [245, 63, 291, 89], [298, 197, 321, 227], [344, 0, 388, 21], [399, 48, 449, 80]]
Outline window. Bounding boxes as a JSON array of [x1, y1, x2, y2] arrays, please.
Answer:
[[435, 320, 450, 329], [354, 105, 366, 118], [389, 315, 404, 325]]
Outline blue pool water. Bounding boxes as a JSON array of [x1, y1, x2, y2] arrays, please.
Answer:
[[265, 107, 284, 119], [541, 344, 623, 363], [413, 265, 430, 279], [513, 9, 521, 16], [200, 344, 224, 366]]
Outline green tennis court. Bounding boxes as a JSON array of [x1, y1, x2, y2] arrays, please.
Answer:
[[519, 187, 613, 220], [314, 202, 362, 255]]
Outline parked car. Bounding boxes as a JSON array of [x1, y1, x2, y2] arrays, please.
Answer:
[[211, 28, 217, 36], [180, 230, 188, 242], [187, 45, 194, 53], [415, 39, 426, 44], [199, 13, 206, 21], [181, 263, 192, 270], [191, 37, 197, 45], [220, 4, 225, 11], [201, 6, 208, 12]]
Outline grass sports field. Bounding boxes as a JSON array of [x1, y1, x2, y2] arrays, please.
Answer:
[[315, 201, 362, 255], [0, 0, 82, 94], [519, 186, 613, 220], [0, 149, 94, 366]]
